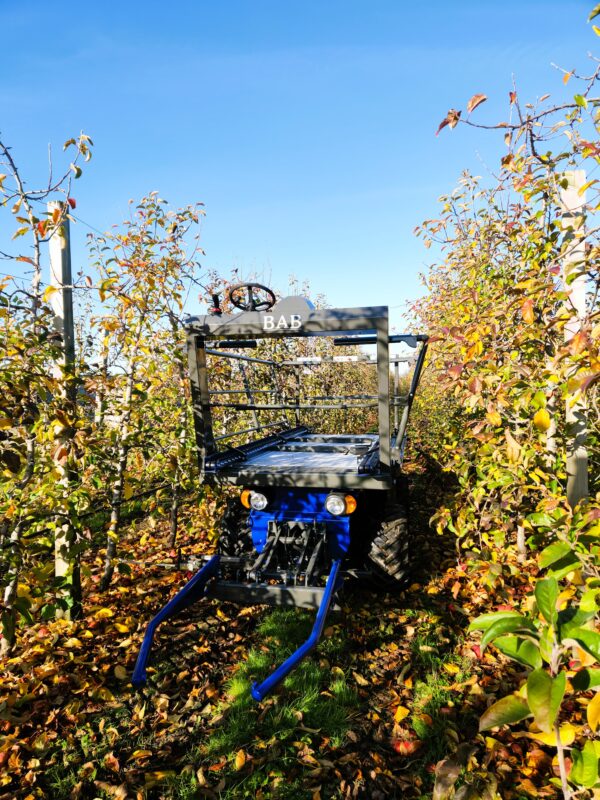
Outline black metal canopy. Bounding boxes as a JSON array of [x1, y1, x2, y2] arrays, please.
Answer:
[[184, 294, 428, 490]]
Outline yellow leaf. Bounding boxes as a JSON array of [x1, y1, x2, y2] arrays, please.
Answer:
[[95, 607, 114, 620], [486, 410, 502, 427], [521, 297, 535, 324], [505, 428, 521, 463], [114, 665, 128, 680], [353, 671, 369, 687], [394, 705, 410, 723], [63, 637, 83, 649], [92, 686, 115, 702], [588, 692, 600, 732], [0, 417, 12, 429], [42, 285, 58, 302], [113, 622, 130, 633], [145, 770, 175, 784], [443, 663, 460, 675], [129, 750, 153, 761], [123, 480, 133, 500], [528, 723, 577, 746], [533, 408, 551, 432], [235, 749, 246, 770]]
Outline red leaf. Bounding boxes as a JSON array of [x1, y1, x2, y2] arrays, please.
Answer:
[[447, 364, 464, 379], [436, 109, 462, 136], [467, 93, 487, 114], [67, 197, 77, 209], [392, 738, 423, 756], [580, 372, 600, 392]]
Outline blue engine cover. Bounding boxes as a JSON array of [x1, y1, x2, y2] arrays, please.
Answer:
[[249, 488, 351, 560]]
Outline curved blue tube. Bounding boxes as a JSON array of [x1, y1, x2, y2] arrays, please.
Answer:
[[132, 554, 220, 687], [251, 559, 343, 702]]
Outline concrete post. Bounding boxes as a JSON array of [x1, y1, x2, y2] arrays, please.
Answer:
[[560, 171, 589, 507], [48, 202, 80, 618]]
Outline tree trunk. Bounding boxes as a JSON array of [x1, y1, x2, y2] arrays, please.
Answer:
[[99, 339, 140, 591], [0, 521, 25, 657]]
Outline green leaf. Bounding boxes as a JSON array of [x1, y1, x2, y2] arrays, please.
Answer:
[[479, 695, 531, 731], [539, 541, 572, 569], [558, 606, 596, 639], [545, 552, 581, 580], [494, 635, 543, 669], [571, 668, 600, 691], [571, 628, 600, 663], [40, 604, 56, 621], [574, 94, 588, 109], [468, 611, 525, 633], [570, 741, 600, 788], [538, 624, 554, 664], [480, 615, 537, 652], [526, 669, 565, 733], [581, 589, 600, 613], [527, 512, 554, 527], [535, 577, 559, 625]]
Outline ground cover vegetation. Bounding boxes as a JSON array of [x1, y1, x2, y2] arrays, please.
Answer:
[[1, 6, 600, 798]]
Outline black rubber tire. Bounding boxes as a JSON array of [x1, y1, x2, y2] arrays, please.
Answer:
[[364, 504, 412, 589], [218, 499, 254, 557]]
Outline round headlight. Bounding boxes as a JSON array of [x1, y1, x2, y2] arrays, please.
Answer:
[[325, 494, 347, 516], [249, 491, 268, 511]]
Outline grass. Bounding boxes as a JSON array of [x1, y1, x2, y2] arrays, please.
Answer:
[[168, 607, 358, 799], [406, 610, 479, 788]]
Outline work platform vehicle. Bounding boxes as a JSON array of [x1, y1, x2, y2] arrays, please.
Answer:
[[133, 283, 428, 700]]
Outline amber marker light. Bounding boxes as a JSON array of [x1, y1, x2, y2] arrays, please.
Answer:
[[344, 495, 357, 514], [240, 490, 252, 509]]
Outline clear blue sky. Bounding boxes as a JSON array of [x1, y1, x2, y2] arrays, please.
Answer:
[[0, 0, 595, 328]]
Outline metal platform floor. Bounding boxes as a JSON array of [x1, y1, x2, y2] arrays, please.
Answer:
[[242, 433, 378, 474]]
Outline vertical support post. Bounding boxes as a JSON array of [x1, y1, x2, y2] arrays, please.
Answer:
[[376, 313, 390, 472], [47, 201, 80, 618], [560, 171, 589, 507], [393, 361, 400, 432], [239, 362, 260, 428], [294, 366, 301, 426], [186, 334, 215, 478]]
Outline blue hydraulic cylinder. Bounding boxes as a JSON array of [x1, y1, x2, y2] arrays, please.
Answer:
[[250, 559, 343, 702], [132, 554, 220, 688]]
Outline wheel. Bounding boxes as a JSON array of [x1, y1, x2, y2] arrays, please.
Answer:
[[364, 504, 412, 589], [227, 283, 276, 312], [218, 498, 254, 557]]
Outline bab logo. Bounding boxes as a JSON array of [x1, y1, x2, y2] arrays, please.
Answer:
[[263, 314, 302, 331]]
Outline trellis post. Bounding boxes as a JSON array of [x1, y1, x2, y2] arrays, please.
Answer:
[[48, 202, 81, 618], [560, 170, 589, 507]]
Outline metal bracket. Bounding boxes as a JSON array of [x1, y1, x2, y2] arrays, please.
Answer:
[[132, 554, 220, 687], [250, 559, 344, 701]]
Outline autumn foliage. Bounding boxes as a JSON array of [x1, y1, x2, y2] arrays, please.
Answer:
[[2, 7, 600, 800]]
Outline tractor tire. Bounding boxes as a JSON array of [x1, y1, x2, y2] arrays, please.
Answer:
[[218, 499, 254, 557], [364, 504, 412, 589]]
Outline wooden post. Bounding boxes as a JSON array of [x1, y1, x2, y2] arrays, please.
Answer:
[[560, 171, 589, 507], [48, 202, 81, 618]]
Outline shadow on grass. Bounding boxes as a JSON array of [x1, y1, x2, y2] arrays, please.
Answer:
[[189, 608, 358, 799]]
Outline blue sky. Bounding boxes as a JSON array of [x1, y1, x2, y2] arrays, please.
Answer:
[[0, 0, 595, 328]]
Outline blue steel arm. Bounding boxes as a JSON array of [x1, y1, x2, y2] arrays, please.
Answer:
[[132, 554, 220, 687], [251, 559, 343, 702]]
